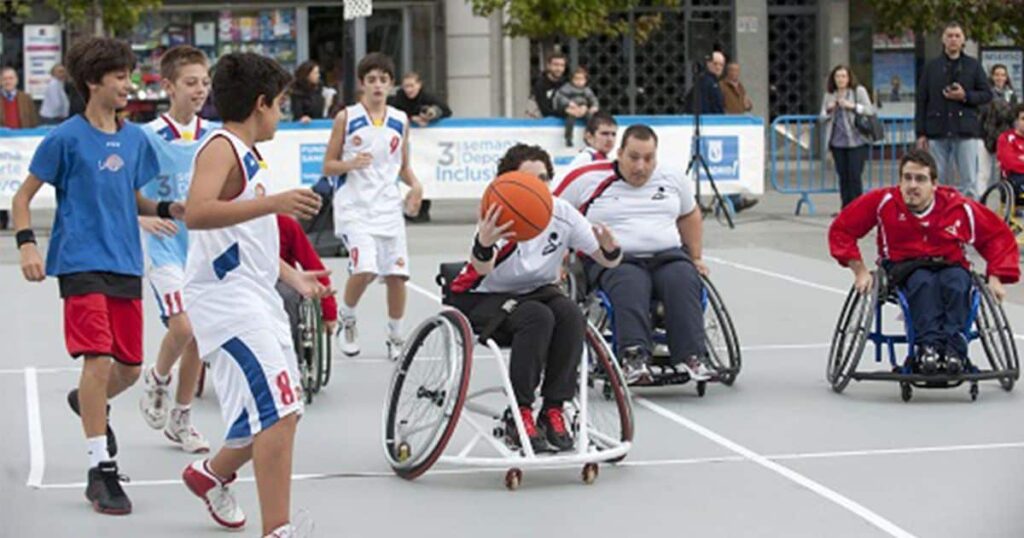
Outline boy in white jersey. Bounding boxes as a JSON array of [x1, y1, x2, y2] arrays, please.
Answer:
[[563, 112, 618, 171], [138, 45, 217, 453], [323, 52, 423, 361], [181, 52, 328, 538]]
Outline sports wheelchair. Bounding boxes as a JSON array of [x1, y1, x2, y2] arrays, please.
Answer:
[[381, 263, 634, 490], [980, 179, 1024, 246], [564, 260, 741, 396], [194, 297, 333, 402], [827, 268, 1019, 402]]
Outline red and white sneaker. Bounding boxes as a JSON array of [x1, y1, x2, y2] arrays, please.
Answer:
[[182, 459, 246, 529]]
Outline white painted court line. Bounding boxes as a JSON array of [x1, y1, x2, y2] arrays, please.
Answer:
[[636, 397, 917, 538], [24, 367, 45, 488], [407, 280, 443, 303]]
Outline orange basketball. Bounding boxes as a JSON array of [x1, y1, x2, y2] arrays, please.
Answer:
[[480, 171, 554, 242]]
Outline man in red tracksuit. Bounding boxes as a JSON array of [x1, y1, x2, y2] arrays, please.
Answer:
[[277, 214, 338, 339], [829, 149, 1019, 374], [996, 103, 1024, 202]]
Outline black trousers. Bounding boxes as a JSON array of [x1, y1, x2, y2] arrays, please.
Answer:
[[450, 286, 583, 407], [831, 145, 869, 208], [275, 280, 302, 350], [588, 249, 706, 363], [902, 266, 972, 358]]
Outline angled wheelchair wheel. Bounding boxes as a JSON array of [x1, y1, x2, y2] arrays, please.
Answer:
[[980, 181, 1015, 224], [700, 275, 741, 385], [827, 272, 879, 393], [580, 321, 634, 463], [973, 274, 1019, 391], [384, 310, 473, 480], [319, 315, 333, 388], [297, 298, 322, 403]]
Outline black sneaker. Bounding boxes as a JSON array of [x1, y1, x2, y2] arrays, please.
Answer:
[[915, 346, 940, 375], [503, 407, 549, 454], [944, 353, 964, 375], [733, 196, 759, 213], [538, 406, 574, 452], [86, 460, 131, 515], [68, 389, 117, 458]]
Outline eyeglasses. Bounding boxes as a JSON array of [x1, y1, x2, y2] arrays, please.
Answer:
[[900, 172, 932, 183]]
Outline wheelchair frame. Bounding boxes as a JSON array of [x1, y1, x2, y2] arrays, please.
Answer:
[[827, 269, 1019, 402], [587, 274, 742, 394], [382, 306, 634, 490], [980, 180, 1024, 246]]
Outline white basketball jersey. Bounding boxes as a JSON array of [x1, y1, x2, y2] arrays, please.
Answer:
[[184, 128, 290, 357], [332, 103, 408, 236]]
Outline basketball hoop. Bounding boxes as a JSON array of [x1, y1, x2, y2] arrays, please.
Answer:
[[344, 0, 373, 20]]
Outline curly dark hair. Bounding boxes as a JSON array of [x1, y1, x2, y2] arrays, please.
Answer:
[[496, 143, 554, 181], [899, 148, 939, 181], [213, 52, 293, 122], [65, 37, 135, 102], [357, 52, 395, 82]]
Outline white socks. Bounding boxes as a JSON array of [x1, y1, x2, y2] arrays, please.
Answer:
[[87, 436, 109, 468], [339, 303, 356, 320], [387, 318, 403, 340]]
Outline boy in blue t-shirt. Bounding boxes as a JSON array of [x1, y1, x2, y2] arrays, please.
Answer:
[[11, 37, 179, 516], [137, 45, 218, 455]]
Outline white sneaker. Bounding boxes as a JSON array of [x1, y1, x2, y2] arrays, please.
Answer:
[[182, 459, 246, 529], [338, 316, 360, 357], [164, 408, 211, 453], [140, 366, 171, 429], [386, 335, 405, 362], [265, 510, 315, 538], [680, 356, 713, 382]]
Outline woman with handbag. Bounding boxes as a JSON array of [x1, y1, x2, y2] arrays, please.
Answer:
[[821, 65, 876, 208]]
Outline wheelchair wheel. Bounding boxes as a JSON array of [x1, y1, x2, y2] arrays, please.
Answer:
[[384, 310, 473, 480], [980, 181, 1015, 224], [580, 321, 634, 463], [973, 274, 1019, 391], [194, 362, 207, 398], [827, 272, 879, 393], [700, 275, 741, 385], [319, 317, 333, 388], [297, 299, 322, 404]]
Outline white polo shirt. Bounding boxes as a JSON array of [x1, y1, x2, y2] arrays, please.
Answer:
[[555, 161, 697, 256], [451, 198, 599, 294]]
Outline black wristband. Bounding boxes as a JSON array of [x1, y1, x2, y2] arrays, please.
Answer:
[[157, 201, 173, 219], [15, 229, 36, 248], [473, 235, 496, 262], [601, 246, 622, 260]]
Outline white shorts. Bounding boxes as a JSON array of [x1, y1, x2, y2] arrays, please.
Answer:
[[338, 228, 410, 278], [206, 328, 303, 448], [147, 264, 186, 319]]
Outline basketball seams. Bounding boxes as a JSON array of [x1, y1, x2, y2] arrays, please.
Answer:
[[500, 179, 553, 214], [479, 173, 555, 241], [491, 187, 543, 233]]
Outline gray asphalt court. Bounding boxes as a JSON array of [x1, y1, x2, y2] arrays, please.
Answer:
[[2, 193, 1022, 537]]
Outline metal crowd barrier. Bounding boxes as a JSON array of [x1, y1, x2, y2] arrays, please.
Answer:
[[769, 115, 915, 215]]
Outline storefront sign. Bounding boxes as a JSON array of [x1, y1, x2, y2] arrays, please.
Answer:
[[22, 25, 61, 99], [0, 116, 765, 209]]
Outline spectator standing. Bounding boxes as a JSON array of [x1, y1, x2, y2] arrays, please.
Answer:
[[1, 67, 40, 129], [388, 71, 452, 126], [553, 66, 599, 146], [291, 61, 325, 123], [696, 52, 757, 213], [979, 63, 1017, 186], [530, 52, 568, 118], [40, 64, 70, 124], [915, 21, 992, 198], [820, 65, 874, 208], [721, 62, 752, 114]]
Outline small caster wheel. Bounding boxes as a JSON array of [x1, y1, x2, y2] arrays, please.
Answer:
[[493, 426, 504, 438], [696, 381, 707, 397], [397, 442, 411, 463], [970, 382, 979, 401], [900, 383, 912, 402], [582, 463, 599, 485], [504, 468, 522, 491]]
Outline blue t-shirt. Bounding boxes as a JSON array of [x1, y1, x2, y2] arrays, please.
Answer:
[[140, 115, 219, 268], [30, 115, 160, 277]]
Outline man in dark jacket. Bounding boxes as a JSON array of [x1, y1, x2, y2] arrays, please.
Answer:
[[531, 52, 568, 118], [915, 21, 992, 198], [388, 71, 451, 126]]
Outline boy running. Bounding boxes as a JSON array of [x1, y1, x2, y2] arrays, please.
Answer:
[[12, 37, 170, 515], [180, 52, 328, 537], [138, 45, 218, 453], [322, 52, 423, 361]]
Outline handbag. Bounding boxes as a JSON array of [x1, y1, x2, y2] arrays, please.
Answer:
[[852, 89, 885, 142]]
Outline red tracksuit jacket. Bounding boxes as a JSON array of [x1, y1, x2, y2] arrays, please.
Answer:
[[277, 214, 338, 321], [828, 186, 1020, 283], [996, 129, 1024, 175]]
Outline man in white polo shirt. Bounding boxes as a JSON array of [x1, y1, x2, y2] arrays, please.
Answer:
[[555, 124, 711, 384]]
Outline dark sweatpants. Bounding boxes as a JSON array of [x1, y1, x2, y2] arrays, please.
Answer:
[[450, 286, 583, 407], [588, 252, 706, 363], [276, 280, 302, 350], [902, 265, 972, 358]]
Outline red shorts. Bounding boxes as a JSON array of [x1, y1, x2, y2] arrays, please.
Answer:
[[64, 293, 143, 365]]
